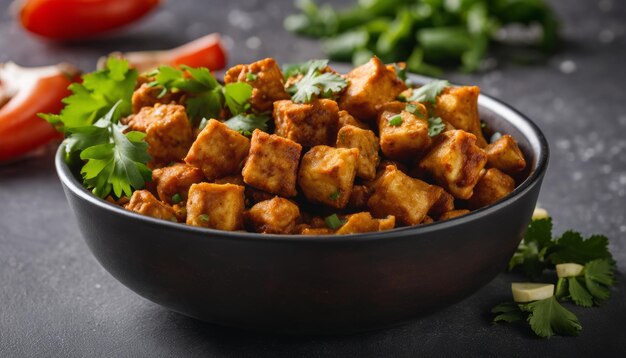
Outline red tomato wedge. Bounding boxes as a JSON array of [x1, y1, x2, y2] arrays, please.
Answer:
[[0, 63, 79, 162], [18, 0, 160, 40]]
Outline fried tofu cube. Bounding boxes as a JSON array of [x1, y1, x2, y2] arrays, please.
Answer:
[[419, 130, 488, 200], [131, 82, 180, 114], [338, 110, 368, 129], [367, 166, 440, 225], [184, 119, 250, 181], [224, 58, 289, 112], [301, 227, 335, 235], [242, 130, 302, 197], [468, 168, 515, 209], [485, 134, 527, 174], [127, 104, 193, 165], [152, 163, 205, 205], [378, 101, 432, 161], [298, 145, 359, 208], [335, 212, 395, 234], [435, 86, 487, 147], [186, 183, 245, 231], [338, 56, 407, 121], [273, 99, 339, 147], [428, 187, 455, 217], [439, 209, 471, 221], [336, 125, 379, 180], [245, 197, 301, 234], [126, 190, 177, 222]]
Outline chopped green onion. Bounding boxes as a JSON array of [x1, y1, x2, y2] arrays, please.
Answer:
[[171, 193, 182, 204], [428, 117, 446, 137], [325, 214, 344, 230], [329, 190, 340, 200], [388, 114, 403, 126], [198, 214, 210, 223], [246, 72, 258, 81]]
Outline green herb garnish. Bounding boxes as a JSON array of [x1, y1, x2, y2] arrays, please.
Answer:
[[171, 193, 183, 204], [407, 80, 448, 103], [287, 66, 347, 103], [282, 59, 329, 79], [198, 214, 210, 223], [427, 117, 446, 137], [329, 190, 340, 201], [324, 214, 344, 229], [246, 72, 258, 81], [388, 114, 403, 126], [223, 113, 271, 136]]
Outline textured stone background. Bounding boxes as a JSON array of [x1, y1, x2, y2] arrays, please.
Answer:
[[1, 0, 625, 356]]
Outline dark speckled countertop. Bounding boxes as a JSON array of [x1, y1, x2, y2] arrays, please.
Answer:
[[1, 0, 625, 356]]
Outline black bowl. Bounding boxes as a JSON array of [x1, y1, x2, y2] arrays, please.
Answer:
[[56, 74, 549, 334]]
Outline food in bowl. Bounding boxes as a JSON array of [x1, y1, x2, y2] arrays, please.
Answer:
[[47, 56, 528, 235]]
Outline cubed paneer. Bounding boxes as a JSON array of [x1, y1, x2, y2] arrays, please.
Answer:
[[298, 145, 359, 208], [184, 119, 250, 181], [246, 197, 300, 234], [335, 212, 395, 234], [126, 190, 177, 222], [435, 86, 487, 147], [224, 58, 289, 112], [468, 168, 515, 209], [336, 125, 379, 180], [301, 227, 335, 235], [127, 104, 193, 165], [439, 209, 471, 221], [378, 101, 432, 161], [186, 183, 245, 231], [273, 99, 339, 147], [367, 166, 439, 225], [485, 134, 527, 174], [242, 129, 302, 197], [418, 130, 488, 200], [338, 56, 407, 121], [131, 82, 180, 114], [338, 110, 368, 129], [428, 187, 455, 217], [152, 163, 205, 204], [348, 185, 371, 209]]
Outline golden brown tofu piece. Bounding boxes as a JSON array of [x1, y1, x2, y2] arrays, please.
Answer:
[[428, 187, 455, 217], [419, 130, 488, 200], [335, 212, 395, 234], [336, 125, 379, 180], [246, 197, 300, 234], [348, 185, 371, 209], [242, 130, 302, 197], [126, 190, 177, 222], [468, 168, 515, 209], [273, 99, 339, 147], [298, 145, 359, 208], [378, 101, 432, 161], [127, 104, 193, 165], [152, 163, 205, 205], [338, 110, 368, 129], [186, 183, 245, 231], [422, 216, 434, 224], [439, 209, 471, 221], [367, 166, 440, 225], [301, 227, 335, 235], [338, 56, 407, 121], [485, 134, 527, 174], [224, 58, 289, 112], [131, 82, 181, 114], [435, 86, 487, 147], [184, 119, 250, 181]]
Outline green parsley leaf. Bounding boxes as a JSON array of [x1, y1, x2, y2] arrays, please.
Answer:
[[223, 113, 271, 136], [283, 59, 329, 78], [388, 114, 403, 126], [584, 259, 614, 302], [567, 277, 594, 307], [325, 214, 344, 230], [223, 82, 253, 116], [40, 57, 137, 131], [246, 72, 258, 81], [78, 102, 151, 198], [407, 80, 449, 103], [509, 218, 553, 278], [492, 302, 525, 323], [549, 231, 613, 266], [288, 67, 347, 103], [427, 117, 446, 137], [520, 296, 582, 338], [394, 63, 407, 82]]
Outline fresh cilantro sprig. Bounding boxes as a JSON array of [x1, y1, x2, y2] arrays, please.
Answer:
[[282, 59, 330, 79], [68, 101, 151, 198], [147, 65, 253, 121], [403, 82, 448, 137], [556, 259, 615, 307], [493, 296, 582, 338], [223, 113, 271, 137], [285, 64, 347, 103], [41, 57, 137, 131]]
